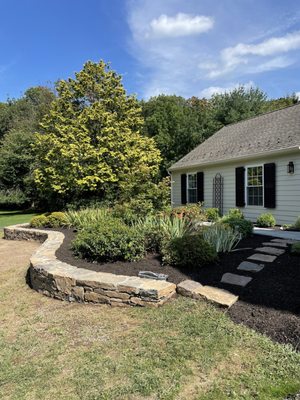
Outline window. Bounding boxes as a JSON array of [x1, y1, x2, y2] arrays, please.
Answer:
[[246, 166, 263, 206], [187, 173, 197, 203]]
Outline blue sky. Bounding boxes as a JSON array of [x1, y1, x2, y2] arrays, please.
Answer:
[[1, 0, 300, 101]]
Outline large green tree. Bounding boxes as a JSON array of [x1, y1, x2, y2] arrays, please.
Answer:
[[141, 95, 204, 174], [0, 86, 55, 207], [210, 86, 267, 126], [33, 61, 161, 204], [0, 86, 55, 140]]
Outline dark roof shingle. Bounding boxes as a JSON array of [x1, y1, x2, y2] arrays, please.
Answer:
[[170, 103, 300, 171]]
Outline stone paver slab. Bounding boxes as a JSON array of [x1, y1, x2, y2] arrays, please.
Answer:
[[196, 286, 238, 308], [255, 246, 285, 256], [177, 280, 238, 308], [271, 238, 296, 245], [221, 273, 252, 287], [248, 253, 277, 263], [177, 280, 203, 298], [262, 242, 287, 248], [237, 261, 264, 273]]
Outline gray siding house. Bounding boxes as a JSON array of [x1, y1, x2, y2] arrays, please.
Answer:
[[169, 103, 300, 225]]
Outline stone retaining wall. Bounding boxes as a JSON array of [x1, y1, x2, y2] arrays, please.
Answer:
[[4, 224, 176, 307]]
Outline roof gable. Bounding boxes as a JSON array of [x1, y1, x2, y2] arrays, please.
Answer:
[[170, 103, 300, 171]]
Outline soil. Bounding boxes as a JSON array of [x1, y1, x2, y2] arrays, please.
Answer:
[[54, 228, 300, 351]]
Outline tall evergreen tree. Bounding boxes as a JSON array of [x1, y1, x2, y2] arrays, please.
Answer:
[[33, 61, 161, 204]]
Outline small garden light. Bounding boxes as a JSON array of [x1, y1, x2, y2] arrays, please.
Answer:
[[287, 161, 295, 174]]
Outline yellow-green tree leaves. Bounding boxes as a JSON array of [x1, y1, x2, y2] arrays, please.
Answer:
[[33, 61, 161, 201]]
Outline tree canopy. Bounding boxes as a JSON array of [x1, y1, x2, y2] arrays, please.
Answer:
[[141, 95, 205, 175], [33, 61, 161, 204]]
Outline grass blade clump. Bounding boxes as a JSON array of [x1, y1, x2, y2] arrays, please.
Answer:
[[202, 223, 241, 253]]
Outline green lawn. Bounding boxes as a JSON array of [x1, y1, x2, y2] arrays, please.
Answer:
[[0, 210, 37, 230], [0, 247, 300, 400]]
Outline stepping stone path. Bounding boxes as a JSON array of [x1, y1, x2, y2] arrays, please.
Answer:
[[221, 273, 252, 287], [262, 242, 287, 248], [177, 237, 289, 309], [237, 261, 264, 273], [271, 238, 295, 245], [255, 246, 285, 256], [248, 253, 277, 263]]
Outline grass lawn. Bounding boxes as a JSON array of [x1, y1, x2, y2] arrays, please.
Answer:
[[0, 244, 300, 400], [0, 210, 37, 231]]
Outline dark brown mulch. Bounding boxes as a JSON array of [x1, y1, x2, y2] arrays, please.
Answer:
[[53, 228, 300, 350]]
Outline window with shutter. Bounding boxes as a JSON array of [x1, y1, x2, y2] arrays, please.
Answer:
[[246, 165, 263, 206]]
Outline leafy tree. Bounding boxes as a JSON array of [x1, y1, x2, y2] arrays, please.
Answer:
[[0, 86, 55, 140], [263, 94, 298, 113], [210, 86, 267, 126], [0, 129, 36, 208], [33, 61, 161, 205], [142, 95, 204, 174]]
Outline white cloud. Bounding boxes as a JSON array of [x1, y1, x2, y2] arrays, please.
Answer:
[[126, 1, 300, 99], [296, 92, 300, 100], [248, 56, 294, 73], [199, 81, 255, 98], [149, 13, 214, 38], [209, 31, 300, 78]]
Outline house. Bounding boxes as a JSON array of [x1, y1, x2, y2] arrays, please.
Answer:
[[169, 103, 300, 225]]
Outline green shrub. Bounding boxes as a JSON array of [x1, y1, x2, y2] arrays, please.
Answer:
[[256, 213, 276, 227], [0, 188, 29, 210], [135, 215, 163, 252], [163, 234, 217, 268], [205, 208, 220, 222], [226, 208, 244, 219], [292, 216, 300, 230], [72, 217, 145, 262], [202, 223, 241, 253], [221, 209, 252, 238], [290, 242, 300, 256], [65, 208, 110, 229], [47, 212, 67, 228], [167, 203, 206, 222], [30, 214, 49, 228], [224, 218, 253, 238], [159, 215, 193, 241], [134, 214, 192, 253], [112, 199, 154, 225], [30, 212, 67, 228]]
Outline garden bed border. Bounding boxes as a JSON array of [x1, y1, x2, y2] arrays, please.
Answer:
[[3, 224, 177, 307]]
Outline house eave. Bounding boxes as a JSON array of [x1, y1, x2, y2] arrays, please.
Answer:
[[169, 145, 300, 173]]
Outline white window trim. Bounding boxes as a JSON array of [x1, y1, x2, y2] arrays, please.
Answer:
[[186, 172, 197, 204], [245, 164, 264, 207]]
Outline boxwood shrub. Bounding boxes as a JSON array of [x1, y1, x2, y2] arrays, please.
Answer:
[[162, 234, 217, 268], [256, 213, 276, 228], [72, 217, 145, 262], [30, 212, 67, 228]]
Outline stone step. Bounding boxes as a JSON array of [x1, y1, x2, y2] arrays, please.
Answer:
[[262, 242, 287, 248], [248, 253, 277, 263], [237, 261, 264, 273], [255, 246, 285, 256], [271, 238, 296, 245], [176, 279, 203, 298], [221, 273, 252, 287], [177, 280, 238, 308]]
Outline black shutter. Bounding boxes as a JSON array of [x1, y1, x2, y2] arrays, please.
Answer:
[[197, 172, 204, 202], [181, 174, 187, 205], [235, 167, 245, 207], [264, 163, 276, 208]]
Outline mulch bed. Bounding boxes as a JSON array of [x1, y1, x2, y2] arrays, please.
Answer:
[[53, 228, 300, 350]]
